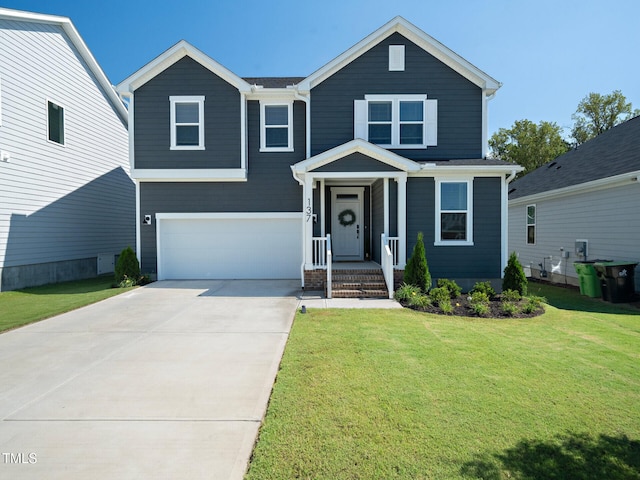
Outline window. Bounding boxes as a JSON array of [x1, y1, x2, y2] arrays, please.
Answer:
[[526, 204, 536, 245], [435, 179, 473, 245], [354, 94, 437, 148], [260, 102, 293, 152], [170, 96, 204, 150], [47, 100, 64, 145]]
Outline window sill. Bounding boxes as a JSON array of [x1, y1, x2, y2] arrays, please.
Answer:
[[170, 145, 205, 151], [434, 240, 474, 247]]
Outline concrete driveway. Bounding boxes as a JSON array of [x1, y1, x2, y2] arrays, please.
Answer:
[[0, 280, 299, 480]]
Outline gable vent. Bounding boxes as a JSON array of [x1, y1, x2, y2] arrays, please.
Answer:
[[389, 45, 405, 71]]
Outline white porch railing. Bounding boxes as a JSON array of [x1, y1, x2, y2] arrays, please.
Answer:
[[381, 234, 399, 299], [312, 234, 333, 298]]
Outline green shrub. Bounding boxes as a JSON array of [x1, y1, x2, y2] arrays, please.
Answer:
[[429, 286, 450, 305], [404, 232, 431, 292], [501, 289, 522, 303], [469, 291, 490, 306], [470, 281, 496, 299], [471, 302, 490, 316], [438, 299, 454, 314], [437, 279, 462, 298], [501, 302, 519, 316], [115, 246, 140, 286], [503, 252, 528, 296], [521, 295, 546, 314], [409, 294, 432, 309], [394, 283, 422, 302]]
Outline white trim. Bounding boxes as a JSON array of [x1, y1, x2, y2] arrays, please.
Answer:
[[46, 98, 65, 146], [416, 164, 524, 176], [509, 170, 640, 206], [320, 178, 326, 236], [116, 40, 251, 94], [132, 169, 247, 182], [435, 178, 474, 246], [397, 175, 407, 268], [388, 45, 405, 71], [156, 212, 302, 221], [259, 101, 294, 152], [292, 138, 421, 174], [135, 181, 141, 266], [169, 95, 205, 150], [383, 178, 389, 234], [240, 93, 247, 170], [127, 93, 135, 171], [0, 76, 2, 127], [331, 187, 365, 261], [526, 204, 536, 245], [297, 16, 501, 94], [362, 94, 430, 149]]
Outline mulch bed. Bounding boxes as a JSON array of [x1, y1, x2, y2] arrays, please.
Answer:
[[399, 294, 545, 319]]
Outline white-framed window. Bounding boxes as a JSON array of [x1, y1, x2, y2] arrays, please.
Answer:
[[170, 95, 205, 150], [526, 204, 536, 245], [260, 101, 293, 152], [47, 100, 65, 145], [435, 179, 473, 246], [354, 94, 437, 148]]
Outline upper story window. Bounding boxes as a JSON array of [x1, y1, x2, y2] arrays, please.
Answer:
[[526, 204, 536, 245], [354, 94, 437, 149], [260, 101, 293, 152], [47, 100, 65, 145], [435, 179, 473, 246], [170, 96, 205, 150]]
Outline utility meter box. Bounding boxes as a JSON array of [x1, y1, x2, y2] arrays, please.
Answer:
[[575, 240, 588, 259]]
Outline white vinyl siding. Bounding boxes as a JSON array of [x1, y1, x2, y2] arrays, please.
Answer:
[[508, 183, 640, 287], [170, 95, 205, 150], [0, 19, 132, 271], [354, 95, 437, 148], [260, 101, 293, 152]]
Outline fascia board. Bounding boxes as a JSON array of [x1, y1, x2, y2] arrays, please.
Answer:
[[415, 164, 524, 176], [509, 170, 640, 206], [298, 16, 500, 94], [292, 139, 421, 173], [132, 168, 247, 182], [0, 8, 128, 125], [117, 40, 252, 94]]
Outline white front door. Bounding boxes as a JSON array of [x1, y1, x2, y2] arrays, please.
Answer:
[[331, 187, 364, 261]]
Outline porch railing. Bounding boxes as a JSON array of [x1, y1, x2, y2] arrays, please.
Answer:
[[381, 234, 399, 299], [312, 235, 333, 298]]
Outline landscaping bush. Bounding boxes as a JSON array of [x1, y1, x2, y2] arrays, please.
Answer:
[[394, 283, 422, 302], [429, 286, 450, 305], [470, 281, 496, 299], [408, 293, 432, 309], [521, 295, 547, 314], [437, 279, 462, 299], [503, 252, 528, 296], [404, 232, 431, 292], [501, 289, 522, 303], [115, 246, 141, 287]]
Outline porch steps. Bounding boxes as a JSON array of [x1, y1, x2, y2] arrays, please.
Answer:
[[330, 268, 388, 298]]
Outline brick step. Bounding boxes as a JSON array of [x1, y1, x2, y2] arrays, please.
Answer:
[[332, 281, 387, 290], [331, 289, 390, 298], [332, 275, 385, 283]]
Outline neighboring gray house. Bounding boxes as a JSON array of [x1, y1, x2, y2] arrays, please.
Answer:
[[508, 116, 640, 291], [117, 17, 521, 297], [0, 8, 135, 291]]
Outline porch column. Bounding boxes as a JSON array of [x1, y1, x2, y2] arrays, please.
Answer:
[[303, 175, 315, 269], [383, 178, 389, 235], [397, 174, 407, 269]]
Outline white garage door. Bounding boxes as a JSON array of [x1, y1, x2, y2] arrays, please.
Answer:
[[157, 213, 302, 279]]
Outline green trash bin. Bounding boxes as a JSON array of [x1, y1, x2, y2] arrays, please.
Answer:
[[573, 261, 601, 297]]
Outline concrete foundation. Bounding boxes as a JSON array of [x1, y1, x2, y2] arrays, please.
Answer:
[[0, 257, 98, 291]]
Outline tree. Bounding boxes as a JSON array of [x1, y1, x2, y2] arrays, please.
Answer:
[[502, 252, 527, 296], [404, 232, 431, 292], [571, 90, 640, 145], [489, 119, 569, 175], [115, 246, 140, 286]]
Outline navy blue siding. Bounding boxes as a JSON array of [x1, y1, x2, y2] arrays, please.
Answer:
[[406, 177, 501, 284], [313, 153, 402, 172], [138, 100, 306, 273], [311, 32, 482, 160], [134, 56, 242, 169], [371, 179, 384, 263]]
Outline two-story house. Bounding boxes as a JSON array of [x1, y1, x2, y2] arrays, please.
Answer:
[[116, 16, 521, 296], [0, 8, 134, 291]]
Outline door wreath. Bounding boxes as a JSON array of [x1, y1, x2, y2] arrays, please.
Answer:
[[338, 209, 356, 227]]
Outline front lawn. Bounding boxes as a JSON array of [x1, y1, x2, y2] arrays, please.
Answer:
[[0, 276, 134, 333], [246, 283, 640, 479]]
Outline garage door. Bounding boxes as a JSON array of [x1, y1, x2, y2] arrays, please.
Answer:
[[157, 213, 302, 279]]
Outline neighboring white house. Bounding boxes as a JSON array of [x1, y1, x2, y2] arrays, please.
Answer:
[[0, 8, 134, 291], [508, 116, 640, 291]]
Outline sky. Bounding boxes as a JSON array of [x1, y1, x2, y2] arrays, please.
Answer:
[[2, 0, 639, 139]]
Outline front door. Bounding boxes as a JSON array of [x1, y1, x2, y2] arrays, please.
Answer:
[[331, 187, 364, 261]]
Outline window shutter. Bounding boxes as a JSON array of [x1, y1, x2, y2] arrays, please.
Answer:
[[425, 99, 438, 146], [354, 100, 367, 140]]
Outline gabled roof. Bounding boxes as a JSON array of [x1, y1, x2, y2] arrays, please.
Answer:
[[0, 7, 127, 124], [117, 40, 253, 94], [297, 16, 501, 94], [292, 139, 422, 174], [509, 116, 640, 200]]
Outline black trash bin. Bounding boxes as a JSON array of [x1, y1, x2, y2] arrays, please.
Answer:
[[593, 262, 638, 303]]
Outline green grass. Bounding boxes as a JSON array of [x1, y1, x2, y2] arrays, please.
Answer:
[[0, 276, 134, 332], [246, 284, 640, 479]]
